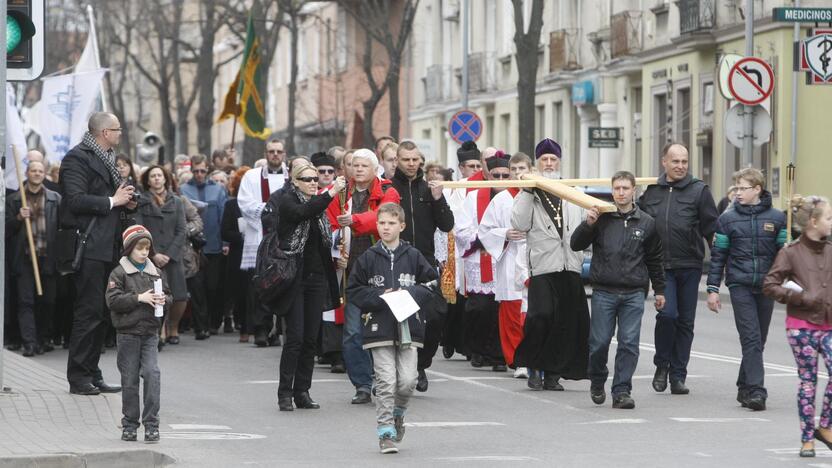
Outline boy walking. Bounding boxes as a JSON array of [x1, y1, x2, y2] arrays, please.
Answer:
[[347, 203, 441, 454], [106, 225, 170, 443], [570, 172, 666, 409]]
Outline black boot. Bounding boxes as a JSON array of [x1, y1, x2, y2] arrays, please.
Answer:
[[652, 366, 669, 392], [416, 369, 428, 392], [527, 370, 543, 391]]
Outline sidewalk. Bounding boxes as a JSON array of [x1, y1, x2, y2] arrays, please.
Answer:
[[0, 349, 174, 467]]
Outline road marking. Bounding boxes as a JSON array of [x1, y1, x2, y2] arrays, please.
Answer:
[[578, 418, 648, 425], [168, 424, 231, 430], [670, 417, 770, 423], [628, 374, 706, 380], [162, 431, 267, 440], [404, 422, 505, 428], [693, 452, 712, 457], [244, 379, 347, 384], [432, 456, 541, 462], [425, 368, 593, 415]]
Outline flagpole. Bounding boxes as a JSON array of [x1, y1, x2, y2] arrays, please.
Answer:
[[86, 4, 109, 112]]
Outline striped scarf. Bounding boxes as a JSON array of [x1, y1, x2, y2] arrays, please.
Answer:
[[82, 132, 122, 186]]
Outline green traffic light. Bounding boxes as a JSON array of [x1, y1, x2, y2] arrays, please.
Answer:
[[7, 15, 22, 53]]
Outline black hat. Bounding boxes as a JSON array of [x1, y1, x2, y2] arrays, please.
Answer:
[[486, 150, 510, 171], [535, 138, 562, 159], [457, 141, 480, 163], [311, 151, 336, 168]]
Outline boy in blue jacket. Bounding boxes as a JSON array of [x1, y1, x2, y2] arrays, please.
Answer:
[[347, 203, 441, 454]]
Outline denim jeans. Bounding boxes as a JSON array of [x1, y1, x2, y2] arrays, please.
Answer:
[[372, 345, 417, 439], [653, 268, 701, 382], [117, 334, 160, 431], [730, 286, 774, 398], [342, 302, 373, 393], [588, 290, 646, 396]]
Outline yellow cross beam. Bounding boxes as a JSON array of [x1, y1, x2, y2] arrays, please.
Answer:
[[443, 175, 658, 214]]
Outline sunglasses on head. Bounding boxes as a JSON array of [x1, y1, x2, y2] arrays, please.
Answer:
[[491, 173, 511, 179], [318, 168, 335, 174], [298, 176, 319, 183]]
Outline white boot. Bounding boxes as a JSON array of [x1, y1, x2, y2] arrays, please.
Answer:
[[513, 367, 529, 379]]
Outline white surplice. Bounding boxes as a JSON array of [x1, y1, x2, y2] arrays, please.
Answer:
[[453, 189, 496, 295], [237, 165, 287, 270], [478, 189, 525, 302]]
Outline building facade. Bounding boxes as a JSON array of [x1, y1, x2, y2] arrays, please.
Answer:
[[408, 0, 832, 206]]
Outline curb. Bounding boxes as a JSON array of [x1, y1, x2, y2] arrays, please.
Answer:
[[0, 449, 176, 468]]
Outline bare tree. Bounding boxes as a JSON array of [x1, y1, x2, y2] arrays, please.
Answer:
[[338, 0, 419, 146], [512, 0, 545, 155]]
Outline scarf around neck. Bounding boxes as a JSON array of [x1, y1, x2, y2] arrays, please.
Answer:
[[82, 132, 122, 186], [288, 182, 332, 252]]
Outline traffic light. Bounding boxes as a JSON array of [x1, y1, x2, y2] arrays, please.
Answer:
[[7, 0, 44, 81]]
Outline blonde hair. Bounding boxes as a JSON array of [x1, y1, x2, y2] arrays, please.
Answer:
[[790, 194, 830, 233], [734, 167, 766, 190], [291, 162, 317, 181]]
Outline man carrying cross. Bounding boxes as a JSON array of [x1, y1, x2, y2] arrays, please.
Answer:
[[510, 138, 590, 391]]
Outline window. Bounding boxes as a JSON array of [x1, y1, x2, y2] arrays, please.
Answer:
[[336, 7, 347, 71], [500, 113, 511, 149], [654, 92, 669, 174], [552, 101, 563, 141], [535, 105, 545, 143], [677, 87, 691, 152]]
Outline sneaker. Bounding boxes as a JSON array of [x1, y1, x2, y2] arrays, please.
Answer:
[[144, 428, 160, 443], [745, 394, 766, 411], [612, 393, 635, 409], [513, 367, 529, 379], [121, 428, 137, 442], [737, 389, 749, 408], [527, 370, 543, 391], [394, 415, 405, 442], [351, 390, 372, 404], [379, 436, 399, 454], [590, 384, 606, 405]]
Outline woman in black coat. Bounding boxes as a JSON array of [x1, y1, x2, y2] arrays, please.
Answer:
[[273, 162, 345, 411]]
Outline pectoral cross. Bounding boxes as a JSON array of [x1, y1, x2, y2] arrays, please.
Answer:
[[554, 212, 562, 228]]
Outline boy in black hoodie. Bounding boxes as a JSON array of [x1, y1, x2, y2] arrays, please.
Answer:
[[347, 203, 441, 454]]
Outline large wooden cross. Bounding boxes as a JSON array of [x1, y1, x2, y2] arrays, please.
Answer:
[[443, 174, 657, 213]]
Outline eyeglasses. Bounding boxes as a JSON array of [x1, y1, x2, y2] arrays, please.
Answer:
[[193, 169, 208, 174], [105, 128, 122, 133], [735, 186, 756, 192], [298, 176, 319, 183], [267, 149, 286, 155], [491, 173, 511, 179], [318, 169, 335, 175]]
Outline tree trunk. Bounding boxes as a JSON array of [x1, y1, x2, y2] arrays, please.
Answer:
[[512, 0, 545, 155], [195, 0, 217, 156], [286, 11, 299, 156]]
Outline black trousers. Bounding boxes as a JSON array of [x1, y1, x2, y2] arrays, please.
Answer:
[[278, 273, 326, 398], [204, 253, 226, 330], [231, 269, 251, 333], [247, 279, 282, 336], [54, 272, 75, 344], [442, 293, 468, 356], [67, 259, 112, 387], [15, 258, 56, 347], [418, 312, 446, 371], [186, 270, 211, 333]]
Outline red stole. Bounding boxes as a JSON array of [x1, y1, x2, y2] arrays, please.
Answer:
[[476, 188, 494, 283], [466, 170, 485, 194], [260, 168, 272, 202]]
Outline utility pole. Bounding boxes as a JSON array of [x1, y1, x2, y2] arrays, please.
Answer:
[[742, 0, 754, 167], [461, 0, 469, 110]]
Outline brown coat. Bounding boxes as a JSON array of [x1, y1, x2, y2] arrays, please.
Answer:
[[106, 257, 172, 335], [763, 236, 832, 325]]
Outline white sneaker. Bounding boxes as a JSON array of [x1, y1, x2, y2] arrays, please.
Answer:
[[514, 367, 529, 379]]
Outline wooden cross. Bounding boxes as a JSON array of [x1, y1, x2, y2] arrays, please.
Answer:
[[443, 174, 658, 213]]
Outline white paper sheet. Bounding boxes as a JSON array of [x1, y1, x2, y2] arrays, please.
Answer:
[[380, 290, 420, 323], [783, 280, 804, 293]]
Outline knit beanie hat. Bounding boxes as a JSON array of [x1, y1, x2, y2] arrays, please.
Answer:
[[311, 151, 336, 168], [457, 141, 480, 163], [122, 224, 154, 256]]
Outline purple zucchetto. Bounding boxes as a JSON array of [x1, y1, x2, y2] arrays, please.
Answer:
[[534, 138, 562, 160]]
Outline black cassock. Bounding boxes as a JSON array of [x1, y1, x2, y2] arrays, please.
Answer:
[[513, 270, 589, 380]]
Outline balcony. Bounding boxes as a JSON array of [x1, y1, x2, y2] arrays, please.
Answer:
[[679, 0, 715, 34], [549, 29, 581, 73], [423, 64, 454, 104], [468, 51, 497, 93], [611, 11, 643, 59]]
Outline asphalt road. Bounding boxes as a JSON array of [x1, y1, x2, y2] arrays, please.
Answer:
[[32, 293, 826, 467]]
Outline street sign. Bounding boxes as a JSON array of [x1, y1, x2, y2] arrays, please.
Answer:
[[448, 110, 482, 144], [588, 127, 620, 148], [718, 54, 743, 100], [773, 7, 832, 23], [728, 57, 775, 106], [804, 33, 832, 82], [725, 104, 772, 148]]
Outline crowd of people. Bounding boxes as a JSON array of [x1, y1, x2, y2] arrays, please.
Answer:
[[4, 111, 832, 456]]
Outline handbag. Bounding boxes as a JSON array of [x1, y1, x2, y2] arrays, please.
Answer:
[[252, 221, 309, 306], [56, 217, 97, 275]]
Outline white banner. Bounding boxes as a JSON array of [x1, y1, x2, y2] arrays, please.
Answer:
[[5, 85, 29, 191], [28, 69, 107, 162]]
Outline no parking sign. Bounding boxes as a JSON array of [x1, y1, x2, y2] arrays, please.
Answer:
[[448, 110, 483, 144]]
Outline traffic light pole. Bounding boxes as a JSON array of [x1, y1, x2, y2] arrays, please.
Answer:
[[1, 0, 10, 392]]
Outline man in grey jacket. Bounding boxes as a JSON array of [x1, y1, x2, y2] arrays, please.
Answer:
[[510, 138, 590, 391]]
